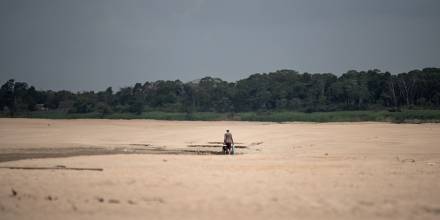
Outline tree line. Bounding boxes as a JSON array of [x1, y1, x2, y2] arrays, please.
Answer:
[[1, 68, 440, 116]]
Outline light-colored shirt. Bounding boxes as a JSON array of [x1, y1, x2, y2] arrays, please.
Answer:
[[224, 132, 234, 144]]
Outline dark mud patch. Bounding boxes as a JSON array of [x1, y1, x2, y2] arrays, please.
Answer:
[[0, 146, 240, 163], [421, 206, 440, 215], [187, 144, 248, 149], [0, 165, 103, 171], [207, 142, 244, 145], [129, 144, 151, 147], [0, 147, 122, 163]]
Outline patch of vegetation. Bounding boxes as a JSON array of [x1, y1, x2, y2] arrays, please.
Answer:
[[2, 67, 440, 123], [3, 110, 440, 123], [237, 110, 440, 123]]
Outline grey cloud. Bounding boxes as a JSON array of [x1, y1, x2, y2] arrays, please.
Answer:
[[1, 0, 439, 91]]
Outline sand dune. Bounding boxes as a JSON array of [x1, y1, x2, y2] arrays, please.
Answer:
[[1, 118, 440, 220]]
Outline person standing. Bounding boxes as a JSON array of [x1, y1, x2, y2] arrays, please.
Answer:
[[224, 129, 234, 154]]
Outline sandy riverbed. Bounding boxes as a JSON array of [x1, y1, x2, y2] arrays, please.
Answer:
[[0, 118, 439, 220]]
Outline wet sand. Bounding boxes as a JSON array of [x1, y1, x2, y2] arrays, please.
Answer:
[[0, 118, 440, 219]]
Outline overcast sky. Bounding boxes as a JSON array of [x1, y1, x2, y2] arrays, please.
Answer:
[[1, 0, 439, 91]]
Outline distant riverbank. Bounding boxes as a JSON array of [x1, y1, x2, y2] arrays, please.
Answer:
[[2, 110, 440, 123]]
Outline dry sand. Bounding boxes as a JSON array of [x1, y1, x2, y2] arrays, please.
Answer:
[[0, 118, 440, 220]]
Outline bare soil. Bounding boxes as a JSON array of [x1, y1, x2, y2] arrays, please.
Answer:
[[0, 118, 440, 220]]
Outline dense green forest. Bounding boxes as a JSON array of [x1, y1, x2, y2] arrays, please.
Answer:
[[1, 68, 440, 120]]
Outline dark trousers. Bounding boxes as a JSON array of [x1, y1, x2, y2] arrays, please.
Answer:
[[225, 143, 232, 149]]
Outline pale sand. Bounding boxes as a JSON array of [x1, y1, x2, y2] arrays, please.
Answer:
[[0, 118, 440, 220]]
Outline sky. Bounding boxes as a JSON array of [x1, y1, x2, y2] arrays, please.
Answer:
[[0, 0, 439, 91]]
